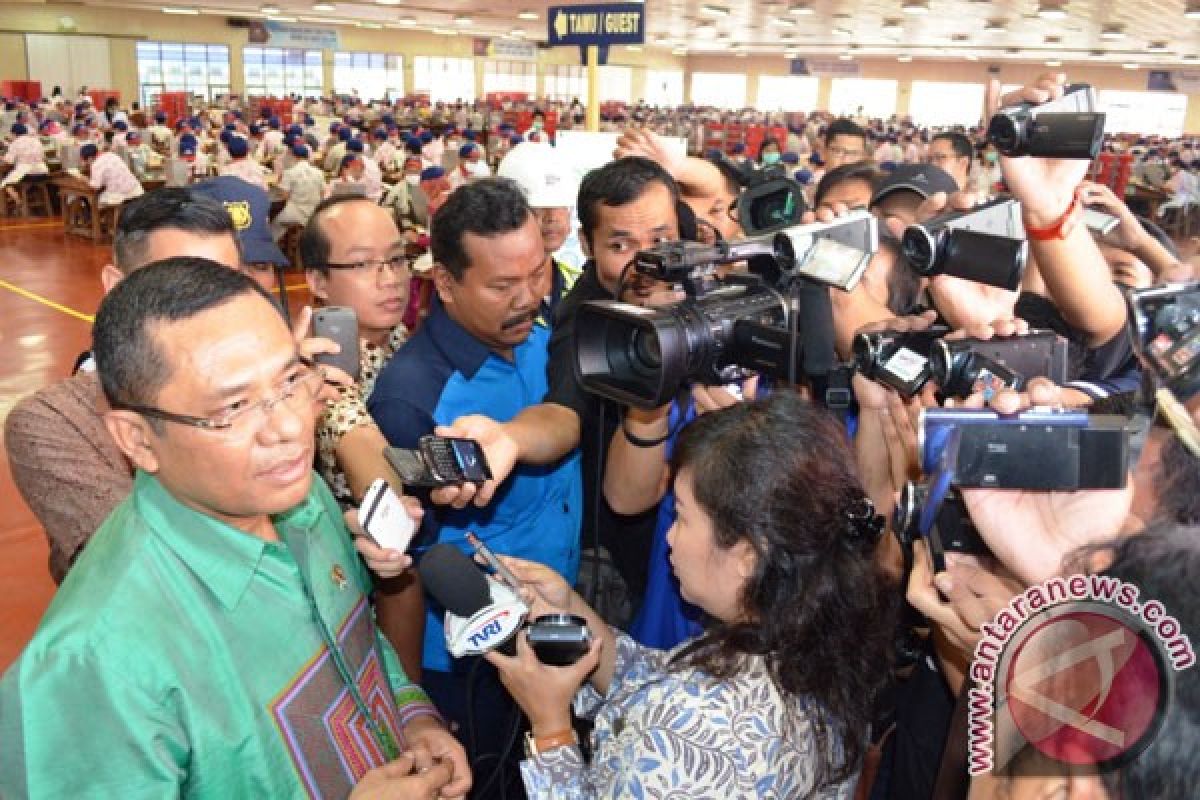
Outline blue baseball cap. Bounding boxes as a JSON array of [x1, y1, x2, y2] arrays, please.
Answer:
[[292, 143, 310, 158], [227, 136, 249, 158], [420, 166, 445, 181], [189, 176, 289, 267], [80, 143, 98, 159], [10, 123, 27, 136], [345, 138, 365, 153], [459, 142, 477, 158], [781, 152, 799, 165], [154, 110, 167, 122], [113, 119, 128, 131], [340, 153, 361, 170]]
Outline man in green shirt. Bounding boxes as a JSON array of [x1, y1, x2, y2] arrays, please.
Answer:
[[0, 258, 470, 799]]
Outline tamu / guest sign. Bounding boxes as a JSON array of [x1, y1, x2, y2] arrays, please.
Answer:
[[546, 3, 647, 47]]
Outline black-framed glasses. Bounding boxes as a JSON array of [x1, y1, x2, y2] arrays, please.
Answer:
[[322, 254, 410, 275], [113, 363, 326, 434]]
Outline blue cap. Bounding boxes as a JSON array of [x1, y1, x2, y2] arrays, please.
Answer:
[[113, 119, 128, 131], [127, 130, 142, 143], [338, 127, 353, 142], [304, 114, 315, 126], [419, 130, 434, 144], [420, 166, 445, 181], [781, 152, 799, 164], [464, 129, 477, 141], [382, 113, 395, 125], [80, 143, 98, 159], [340, 153, 361, 170], [155, 110, 167, 122], [10, 123, 27, 136], [224, 122, 238, 132], [188, 116, 202, 130], [248, 123, 261, 136], [287, 124, 304, 136], [269, 116, 281, 129], [189, 176, 289, 267], [509, 134, 524, 146], [72, 123, 87, 135], [794, 168, 813, 185], [227, 136, 249, 158], [329, 121, 341, 133], [292, 143, 310, 158], [731, 143, 746, 154], [373, 127, 388, 140], [458, 142, 477, 158], [219, 130, 233, 145], [345, 138, 364, 153]]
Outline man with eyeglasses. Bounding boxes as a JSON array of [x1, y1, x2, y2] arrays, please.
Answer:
[[925, 132, 973, 191], [0, 258, 470, 799], [820, 117, 869, 173]]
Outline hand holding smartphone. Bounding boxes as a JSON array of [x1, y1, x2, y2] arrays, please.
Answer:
[[311, 306, 361, 383], [384, 435, 493, 489], [358, 479, 416, 553]]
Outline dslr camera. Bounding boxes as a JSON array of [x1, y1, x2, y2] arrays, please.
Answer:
[[575, 212, 879, 409], [1126, 282, 1200, 401], [919, 408, 1130, 490], [900, 197, 1028, 291], [986, 83, 1106, 160], [735, 161, 808, 236]]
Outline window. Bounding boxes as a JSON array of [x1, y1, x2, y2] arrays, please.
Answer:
[[544, 65, 587, 104], [412, 56, 475, 104], [644, 69, 684, 106], [333, 52, 403, 102], [908, 81, 986, 127], [690, 72, 747, 108], [483, 60, 537, 96], [137, 41, 229, 106], [598, 65, 632, 104], [1099, 90, 1187, 138], [756, 75, 819, 112], [828, 78, 898, 119], [243, 47, 323, 98]]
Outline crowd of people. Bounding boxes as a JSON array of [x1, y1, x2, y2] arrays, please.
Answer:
[[1, 71, 1199, 799]]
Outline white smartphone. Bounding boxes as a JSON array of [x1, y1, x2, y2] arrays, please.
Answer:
[[357, 479, 416, 553]]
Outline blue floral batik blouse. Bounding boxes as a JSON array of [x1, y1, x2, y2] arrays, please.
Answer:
[[520, 630, 858, 799]]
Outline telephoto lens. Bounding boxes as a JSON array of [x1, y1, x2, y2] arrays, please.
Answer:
[[929, 340, 1025, 399]]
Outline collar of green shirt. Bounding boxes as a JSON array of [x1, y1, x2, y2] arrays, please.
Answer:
[[130, 470, 330, 612]]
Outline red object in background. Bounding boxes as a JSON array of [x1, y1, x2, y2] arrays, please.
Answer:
[[515, 109, 557, 139], [1, 80, 43, 104], [1089, 152, 1135, 199], [250, 97, 294, 122], [155, 91, 190, 129], [485, 92, 529, 110], [87, 89, 120, 111]]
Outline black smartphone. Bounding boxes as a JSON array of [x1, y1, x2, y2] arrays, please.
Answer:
[[312, 306, 360, 383], [384, 436, 492, 488]]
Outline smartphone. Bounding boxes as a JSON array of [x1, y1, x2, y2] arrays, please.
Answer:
[[358, 479, 416, 552], [312, 306, 360, 383], [1083, 207, 1120, 236], [384, 435, 493, 488]]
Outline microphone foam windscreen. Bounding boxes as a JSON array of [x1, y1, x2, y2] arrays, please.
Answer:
[[417, 543, 492, 617]]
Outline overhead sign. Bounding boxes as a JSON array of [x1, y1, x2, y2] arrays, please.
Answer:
[[547, 3, 646, 47], [790, 58, 861, 78], [1148, 70, 1200, 93], [252, 20, 340, 50]]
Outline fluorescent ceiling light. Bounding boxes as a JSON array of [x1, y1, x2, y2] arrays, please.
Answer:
[[162, 6, 200, 14], [965, 53, 979, 61], [626, 44, 642, 51], [701, 4, 730, 17], [901, 1, 929, 15], [735, 51, 748, 57], [312, 2, 335, 10], [1123, 62, 1140, 69], [882, 19, 902, 32], [1184, 54, 1200, 62], [1036, 3, 1067, 19], [375, 0, 402, 5], [1045, 59, 1062, 66], [672, 47, 688, 55], [1187, 2, 1200, 19], [260, 4, 279, 13], [509, 28, 525, 37], [269, 14, 297, 21], [432, 27, 458, 35], [454, 15, 472, 25], [358, 21, 382, 28], [838, 52, 854, 60], [518, 10, 538, 20], [770, 17, 797, 27], [1101, 26, 1125, 40], [1148, 41, 1169, 52], [897, 54, 912, 62], [397, 16, 416, 26], [788, 3, 815, 14]]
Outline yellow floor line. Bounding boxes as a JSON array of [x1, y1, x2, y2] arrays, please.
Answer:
[[0, 220, 64, 231], [0, 278, 94, 323], [284, 283, 309, 292]]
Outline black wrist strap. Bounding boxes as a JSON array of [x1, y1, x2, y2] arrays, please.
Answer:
[[621, 417, 671, 448]]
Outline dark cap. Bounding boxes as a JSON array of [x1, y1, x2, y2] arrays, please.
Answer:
[[869, 163, 959, 207], [190, 176, 289, 267]]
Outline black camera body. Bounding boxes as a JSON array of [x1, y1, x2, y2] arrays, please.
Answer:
[[526, 613, 592, 667], [1127, 282, 1200, 401], [736, 161, 807, 236], [986, 83, 1105, 160], [900, 197, 1028, 290], [894, 481, 989, 574], [920, 408, 1130, 490], [853, 327, 951, 397], [930, 331, 1069, 399]]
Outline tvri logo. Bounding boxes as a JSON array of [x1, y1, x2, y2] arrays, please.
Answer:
[[968, 574, 1195, 776], [466, 609, 519, 650]]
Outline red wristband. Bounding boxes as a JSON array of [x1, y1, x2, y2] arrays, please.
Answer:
[[1024, 193, 1079, 241]]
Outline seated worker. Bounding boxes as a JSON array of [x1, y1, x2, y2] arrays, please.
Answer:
[[218, 135, 268, 191], [1, 122, 49, 206], [326, 153, 368, 199], [0, 258, 470, 799], [271, 142, 326, 242], [80, 141, 144, 207]]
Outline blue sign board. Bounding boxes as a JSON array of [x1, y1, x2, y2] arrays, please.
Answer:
[[547, 3, 646, 47]]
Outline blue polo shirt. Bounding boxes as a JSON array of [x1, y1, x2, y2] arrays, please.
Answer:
[[368, 299, 582, 673]]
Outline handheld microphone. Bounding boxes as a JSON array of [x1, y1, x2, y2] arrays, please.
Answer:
[[417, 543, 528, 657]]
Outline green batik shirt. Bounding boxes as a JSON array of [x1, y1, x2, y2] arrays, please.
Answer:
[[0, 470, 439, 799]]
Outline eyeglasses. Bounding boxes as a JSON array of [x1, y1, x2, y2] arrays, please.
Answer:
[[323, 254, 410, 276], [114, 363, 326, 434], [827, 146, 864, 159]]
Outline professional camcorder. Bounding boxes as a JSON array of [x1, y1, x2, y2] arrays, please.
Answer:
[[919, 408, 1130, 490], [900, 197, 1028, 290], [575, 211, 879, 409], [735, 162, 808, 236], [986, 83, 1106, 160]]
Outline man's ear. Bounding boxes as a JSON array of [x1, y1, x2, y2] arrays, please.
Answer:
[[100, 264, 124, 294], [103, 410, 161, 475], [305, 268, 330, 302], [431, 264, 456, 306]]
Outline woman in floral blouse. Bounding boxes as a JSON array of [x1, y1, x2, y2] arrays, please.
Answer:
[[486, 392, 896, 798]]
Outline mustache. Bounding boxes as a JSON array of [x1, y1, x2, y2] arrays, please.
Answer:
[[501, 309, 538, 330]]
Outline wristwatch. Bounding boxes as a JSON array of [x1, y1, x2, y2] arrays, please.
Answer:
[[524, 728, 579, 758]]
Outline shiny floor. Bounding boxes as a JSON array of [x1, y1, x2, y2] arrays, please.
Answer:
[[0, 217, 311, 672]]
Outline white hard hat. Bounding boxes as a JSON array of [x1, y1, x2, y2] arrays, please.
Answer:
[[497, 141, 578, 209]]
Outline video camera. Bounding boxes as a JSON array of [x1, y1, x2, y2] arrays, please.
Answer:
[[894, 480, 989, 574], [1127, 282, 1200, 402], [900, 197, 1028, 291], [735, 161, 808, 236], [986, 83, 1106, 160], [575, 212, 878, 409]]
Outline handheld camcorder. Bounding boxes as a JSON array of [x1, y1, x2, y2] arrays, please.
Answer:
[[900, 197, 1028, 291], [1127, 282, 1200, 402], [894, 480, 989, 574], [986, 83, 1106, 160], [853, 328, 1068, 399], [736, 162, 808, 236], [919, 408, 1130, 490], [575, 212, 878, 409]]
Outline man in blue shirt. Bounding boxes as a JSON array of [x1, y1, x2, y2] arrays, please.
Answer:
[[368, 178, 582, 798]]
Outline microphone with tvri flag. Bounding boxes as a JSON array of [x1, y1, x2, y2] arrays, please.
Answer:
[[417, 543, 528, 657]]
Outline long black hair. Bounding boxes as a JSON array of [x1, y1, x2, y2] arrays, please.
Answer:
[[669, 391, 895, 792]]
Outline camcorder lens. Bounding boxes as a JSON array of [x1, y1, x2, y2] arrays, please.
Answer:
[[629, 328, 662, 371], [901, 228, 936, 274]]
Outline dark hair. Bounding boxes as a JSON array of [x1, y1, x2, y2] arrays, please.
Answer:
[[824, 118, 866, 147], [757, 136, 782, 160], [1156, 434, 1200, 525], [93, 257, 275, 411], [668, 392, 895, 792], [299, 194, 382, 276], [813, 160, 881, 209], [879, 235, 923, 315], [114, 189, 238, 274], [577, 156, 680, 250], [931, 131, 973, 161], [430, 177, 532, 280]]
